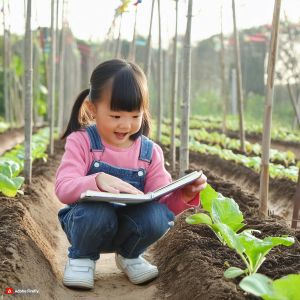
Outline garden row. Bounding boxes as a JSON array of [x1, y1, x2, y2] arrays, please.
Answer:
[[186, 184, 299, 299], [0, 128, 50, 197], [164, 116, 300, 144], [152, 128, 299, 183], [160, 123, 297, 167]]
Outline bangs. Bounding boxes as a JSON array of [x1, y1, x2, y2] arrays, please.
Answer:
[[110, 67, 144, 112]]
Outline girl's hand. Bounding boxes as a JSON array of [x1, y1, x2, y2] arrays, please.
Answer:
[[96, 172, 144, 195], [181, 172, 207, 203]]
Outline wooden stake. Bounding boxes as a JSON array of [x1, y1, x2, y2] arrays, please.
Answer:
[[291, 169, 300, 229], [49, 0, 56, 155], [24, 0, 33, 184], [259, 0, 282, 217], [171, 0, 179, 172], [232, 0, 245, 152], [179, 0, 193, 177]]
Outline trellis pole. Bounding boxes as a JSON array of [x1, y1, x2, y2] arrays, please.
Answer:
[[259, 0, 282, 217], [232, 0, 245, 152], [24, 0, 33, 183], [179, 0, 193, 177], [171, 0, 179, 172]]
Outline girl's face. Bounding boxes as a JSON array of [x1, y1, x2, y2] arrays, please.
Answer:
[[90, 87, 143, 148]]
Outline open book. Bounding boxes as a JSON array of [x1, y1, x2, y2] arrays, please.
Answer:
[[79, 170, 203, 205]]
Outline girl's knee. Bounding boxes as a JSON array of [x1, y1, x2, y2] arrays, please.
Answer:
[[137, 202, 174, 239], [73, 202, 118, 234]]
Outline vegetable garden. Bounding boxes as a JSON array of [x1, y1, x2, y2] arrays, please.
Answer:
[[0, 0, 300, 299]]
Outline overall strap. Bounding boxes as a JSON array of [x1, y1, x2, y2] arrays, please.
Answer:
[[138, 135, 154, 163], [86, 124, 104, 151]]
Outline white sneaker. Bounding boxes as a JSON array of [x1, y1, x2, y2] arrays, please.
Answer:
[[115, 253, 158, 284], [63, 258, 96, 289]]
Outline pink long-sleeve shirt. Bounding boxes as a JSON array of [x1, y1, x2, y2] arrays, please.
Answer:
[[55, 130, 200, 215]]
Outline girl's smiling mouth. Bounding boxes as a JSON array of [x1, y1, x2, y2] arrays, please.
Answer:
[[114, 132, 128, 139]]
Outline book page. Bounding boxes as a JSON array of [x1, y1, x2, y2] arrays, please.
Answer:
[[151, 170, 202, 200], [80, 170, 202, 204]]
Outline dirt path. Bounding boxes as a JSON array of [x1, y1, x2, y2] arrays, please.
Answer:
[[0, 143, 158, 300]]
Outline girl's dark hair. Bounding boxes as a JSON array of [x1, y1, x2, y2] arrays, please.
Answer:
[[61, 59, 151, 140]]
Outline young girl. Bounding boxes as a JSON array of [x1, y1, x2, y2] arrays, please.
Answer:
[[55, 59, 207, 289]]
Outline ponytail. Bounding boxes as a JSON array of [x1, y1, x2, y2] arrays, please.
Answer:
[[61, 89, 90, 140]]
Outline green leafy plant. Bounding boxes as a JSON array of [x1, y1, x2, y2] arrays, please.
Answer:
[[239, 273, 300, 300], [0, 128, 50, 197], [186, 185, 295, 278]]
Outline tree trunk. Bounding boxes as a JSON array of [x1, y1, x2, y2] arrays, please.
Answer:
[[259, 0, 281, 218], [24, 0, 33, 184], [232, 0, 245, 152], [179, 0, 193, 177], [171, 0, 179, 172], [49, 0, 56, 155], [144, 0, 155, 78], [156, 0, 163, 142]]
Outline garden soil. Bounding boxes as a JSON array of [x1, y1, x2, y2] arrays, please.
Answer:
[[0, 141, 299, 300]]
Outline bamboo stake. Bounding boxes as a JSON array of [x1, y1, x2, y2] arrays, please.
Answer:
[[291, 168, 300, 229], [49, 0, 56, 155], [220, 5, 227, 133], [58, 0, 66, 136], [232, 0, 245, 152], [144, 0, 155, 78], [259, 0, 282, 217], [115, 14, 123, 58], [179, 0, 193, 177], [156, 0, 162, 142], [171, 0, 179, 172], [2, 1, 9, 124], [24, 0, 33, 184], [129, 6, 138, 61]]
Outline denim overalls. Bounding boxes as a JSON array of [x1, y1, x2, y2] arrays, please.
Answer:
[[58, 125, 175, 260]]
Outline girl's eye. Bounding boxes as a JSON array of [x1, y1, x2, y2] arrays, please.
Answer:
[[110, 116, 120, 119]]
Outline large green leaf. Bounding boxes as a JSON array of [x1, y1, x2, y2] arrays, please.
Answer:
[[211, 196, 245, 232], [239, 274, 274, 298], [0, 161, 13, 178], [0, 173, 19, 197], [214, 223, 244, 254], [224, 267, 245, 279], [12, 177, 25, 190], [240, 274, 300, 300], [186, 213, 212, 226], [238, 232, 294, 274], [272, 274, 300, 300], [200, 184, 218, 212]]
